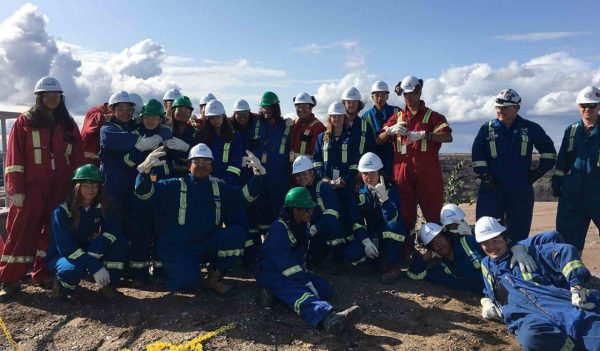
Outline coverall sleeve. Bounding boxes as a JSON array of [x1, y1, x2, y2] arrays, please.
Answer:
[[87, 209, 123, 255], [100, 124, 139, 152], [313, 133, 325, 179], [381, 185, 401, 223], [266, 223, 312, 284], [50, 207, 103, 273], [350, 195, 369, 242], [158, 125, 173, 140], [551, 127, 571, 189], [537, 243, 591, 287], [134, 172, 163, 207], [480, 259, 497, 300], [224, 133, 243, 186], [471, 123, 490, 176], [516, 230, 563, 247], [222, 174, 263, 210], [4, 116, 27, 195], [312, 182, 341, 233], [364, 121, 376, 154], [531, 122, 556, 173]]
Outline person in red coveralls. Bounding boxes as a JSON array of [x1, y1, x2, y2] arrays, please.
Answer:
[[289, 92, 326, 163], [0, 76, 84, 301], [378, 75, 452, 231], [80, 102, 111, 165]]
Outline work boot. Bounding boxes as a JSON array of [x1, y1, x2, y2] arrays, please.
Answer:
[[0, 283, 20, 302], [51, 280, 72, 301], [322, 305, 361, 334], [99, 284, 124, 299], [258, 286, 274, 307], [381, 265, 403, 284], [202, 268, 234, 295]]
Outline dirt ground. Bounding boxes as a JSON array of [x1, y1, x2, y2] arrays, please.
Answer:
[[0, 202, 598, 351]]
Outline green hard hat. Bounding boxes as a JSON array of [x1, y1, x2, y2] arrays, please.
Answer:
[[171, 96, 194, 111], [72, 164, 103, 182], [141, 98, 165, 116], [284, 187, 316, 209], [260, 91, 280, 107]]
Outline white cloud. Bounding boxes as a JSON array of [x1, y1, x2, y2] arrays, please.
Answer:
[[292, 40, 366, 70], [494, 31, 588, 42]]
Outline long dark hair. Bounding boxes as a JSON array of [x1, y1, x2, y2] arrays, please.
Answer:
[[196, 115, 234, 145], [258, 104, 282, 124], [68, 182, 112, 230], [28, 94, 75, 131]]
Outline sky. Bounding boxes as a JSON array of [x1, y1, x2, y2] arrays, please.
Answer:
[[0, 0, 599, 151]]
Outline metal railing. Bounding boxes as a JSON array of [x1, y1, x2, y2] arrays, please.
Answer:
[[0, 111, 20, 207]]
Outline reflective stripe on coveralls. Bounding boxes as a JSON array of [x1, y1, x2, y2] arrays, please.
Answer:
[[395, 109, 435, 152], [299, 120, 318, 157], [314, 181, 339, 218], [32, 130, 42, 164], [177, 178, 222, 226]]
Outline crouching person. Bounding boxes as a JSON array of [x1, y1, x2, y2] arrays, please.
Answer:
[[256, 187, 361, 334], [47, 164, 127, 299], [475, 216, 600, 351], [134, 144, 263, 294]]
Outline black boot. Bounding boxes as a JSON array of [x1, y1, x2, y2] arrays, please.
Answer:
[[322, 305, 361, 334]]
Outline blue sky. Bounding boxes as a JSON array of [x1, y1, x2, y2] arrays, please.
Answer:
[[0, 1, 598, 151]]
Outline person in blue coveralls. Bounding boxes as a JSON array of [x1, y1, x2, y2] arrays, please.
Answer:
[[126, 99, 172, 287], [472, 88, 556, 241], [134, 144, 264, 295], [552, 85, 600, 253], [345, 152, 408, 284], [290, 155, 344, 272], [255, 187, 361, 334], [99, 91, 163, 217], [47, 164, 127, 299], [361, 80, 400, 176], [164, 96, 197, 178], [342, 87, 375, 158], [475, 216, 600, 351]]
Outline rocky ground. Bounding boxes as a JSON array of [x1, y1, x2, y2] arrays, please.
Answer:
[[0, 203, 598, 350]]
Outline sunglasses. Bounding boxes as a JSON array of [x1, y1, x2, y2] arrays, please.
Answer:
[[495, 98, 519, 105], [579, 103, 598, 110]]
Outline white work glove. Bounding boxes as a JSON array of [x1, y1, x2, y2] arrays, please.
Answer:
[[449, 219, 473, 236], [510, 245, 537, 273], [87, 252, 103, 259], [309, 225, 318, 237], [305, 281, 319, 298], [362, 238, 379, 259], [93, 267, 111, 289], [135, 135, 163, 152], [9, 194, 25, 208], [371, 176, 389, 203], [328, 178, 345, 189], [385, 123, 405, 136], [164, 137, 190, 152], [480, 297, 502, 320], [571, 286, 596, 310], [242, 150, 266, 175], [407, 131, 427, 143], [137, 146, 167, 174], [285, 118, 294, 127]]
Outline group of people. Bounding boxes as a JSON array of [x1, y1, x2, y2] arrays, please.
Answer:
[[0, 74, 598, 345]]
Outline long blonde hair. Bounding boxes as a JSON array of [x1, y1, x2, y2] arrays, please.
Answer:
[[323, 114, 346, 143]]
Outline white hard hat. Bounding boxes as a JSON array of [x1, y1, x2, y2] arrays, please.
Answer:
[[358, 152, 384, 172], [129, 93, 144, 116], [292, 155, 314, 174], [163, 88, 182, 101], [419, 222, 443, 246], [494, 89, 521, 107], [188, 143, 213, 160], [328, 101, 346, 115], [109, 91, 134, 106], [576, 86, 600, 104], [34, 76, 63, 94], [293, 92, 315, 106], [475, 216, 507, 243], [342, 87, 362, 101], [233, 99, 251, 112], [400, 75, 422, 93], [205, 100, 226, 117], [199, 93, 216, 105], [440, 204, 466, 226], [371, 80, 389, 93]]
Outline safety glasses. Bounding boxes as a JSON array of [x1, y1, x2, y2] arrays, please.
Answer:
[[579, 103, 598, 110]]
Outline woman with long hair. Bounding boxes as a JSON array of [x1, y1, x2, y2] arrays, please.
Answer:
[[196, 100, 243, 185], [0, 76, 84, 301], [47, 164, 126, 299], [164, 96, 197, 178]]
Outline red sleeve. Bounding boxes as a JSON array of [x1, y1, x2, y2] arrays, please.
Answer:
[[383, 113, 398, 129], [5, 116, 27, 195], [314, 121, 326, 135], [81, 108, 104, 153], [431, 112, 452, 134]]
